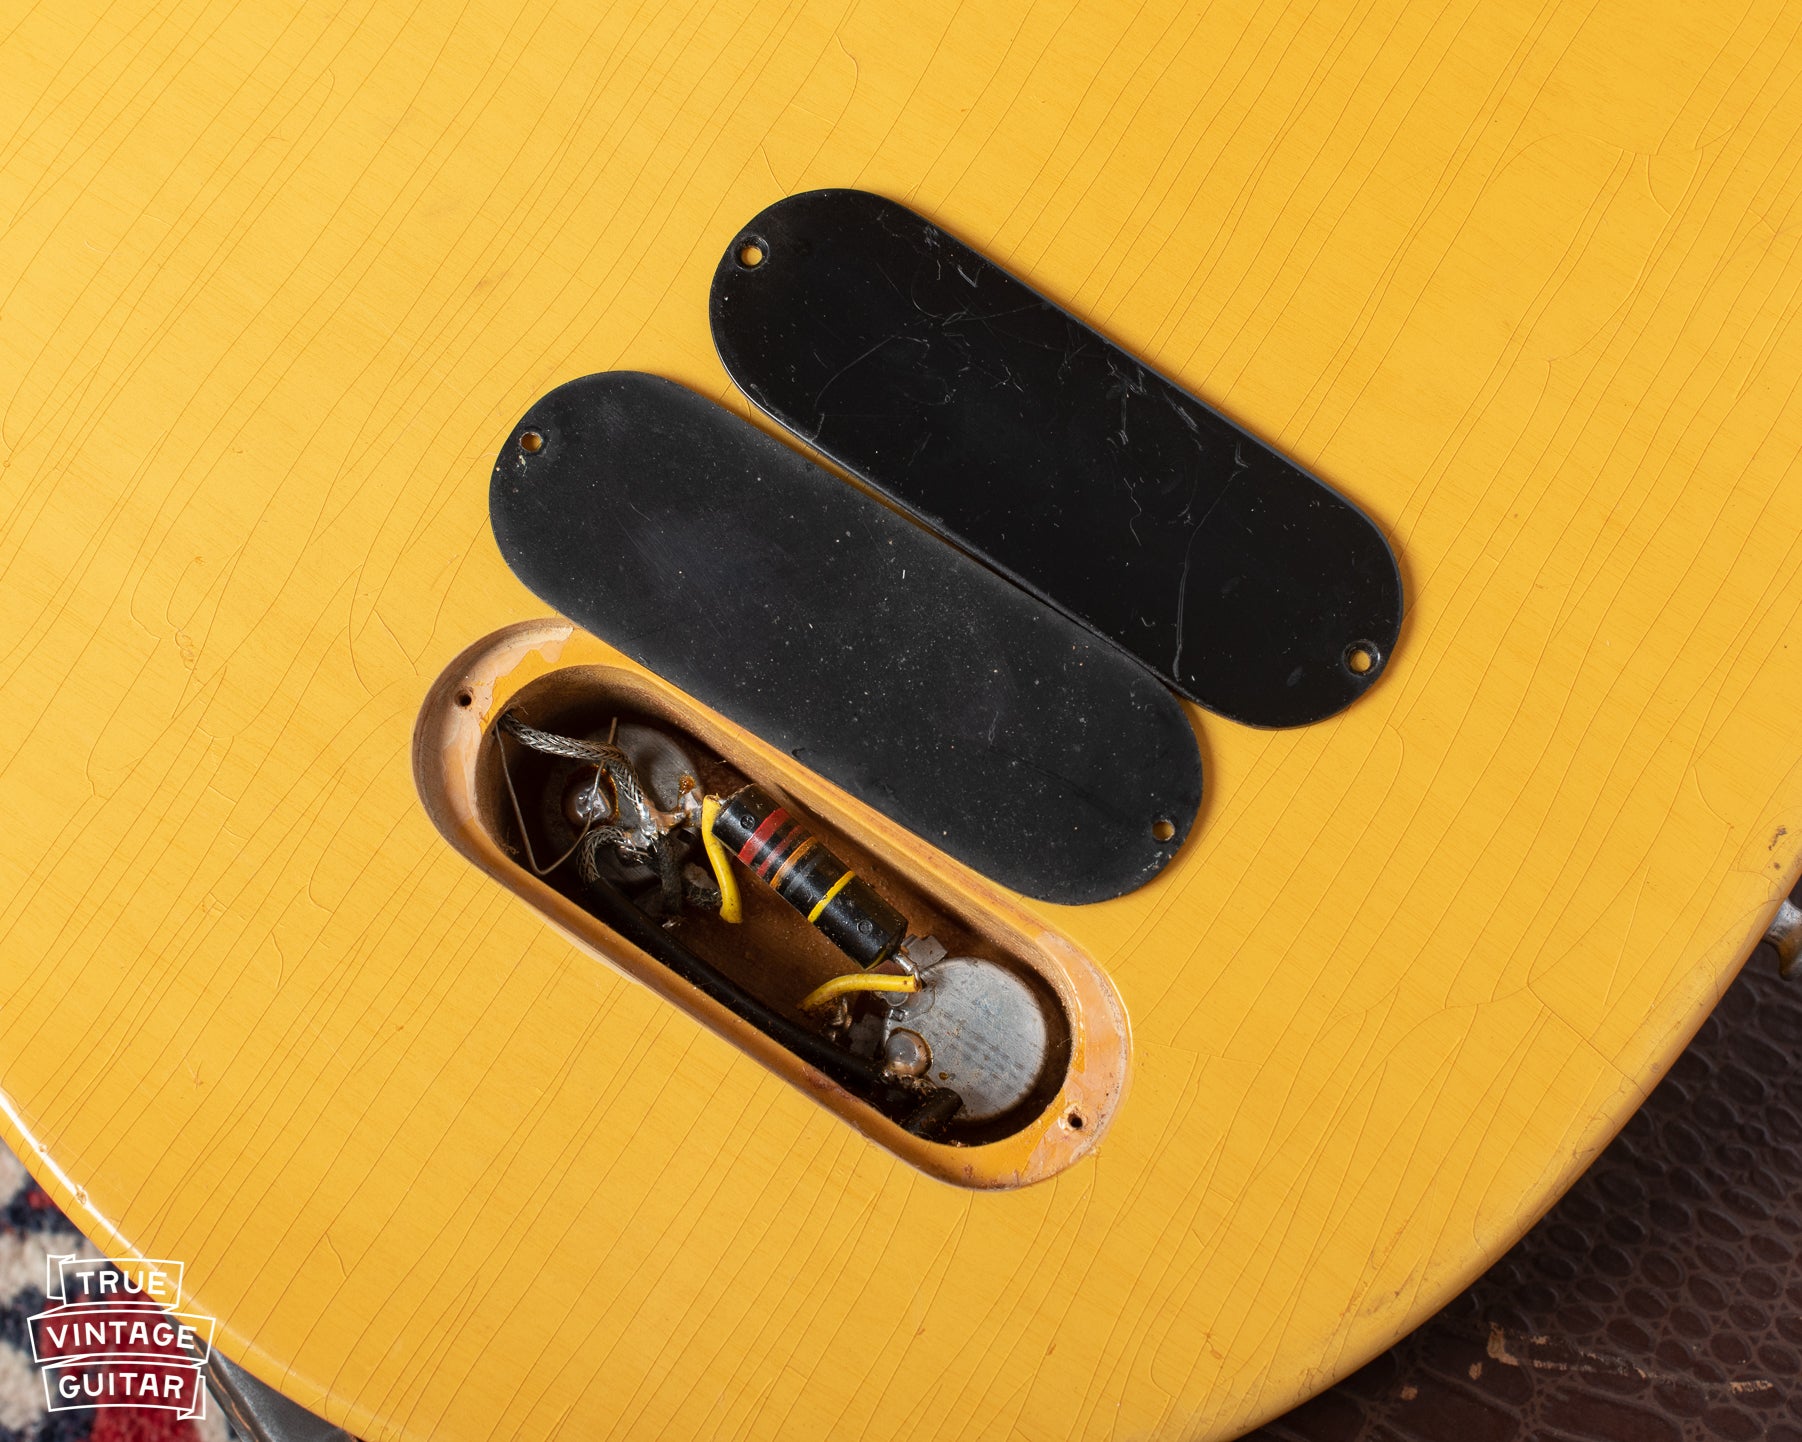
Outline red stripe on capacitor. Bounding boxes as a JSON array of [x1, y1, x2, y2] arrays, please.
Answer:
[[736, 806, 789, 867], [709, 785, 908, 969], [754, 818, 801, 879]]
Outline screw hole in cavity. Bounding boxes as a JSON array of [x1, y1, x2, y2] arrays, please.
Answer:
[[1344, 642, 1379, 677], [1151, 817, 1176, 843], [1066, 1111, 1085, 1131], [736, 237, 766, 269], [519, 431, 543, 454], [455, 690, 473, 709]]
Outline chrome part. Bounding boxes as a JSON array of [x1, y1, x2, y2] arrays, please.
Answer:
[[885, 934, 943, 1009], [886, 956, 1051, 1123], [898, 934, 947, 970], [1769, 897, 1802, 979], [883, 1028, 931, 1077], [562, 768, 615, 828]]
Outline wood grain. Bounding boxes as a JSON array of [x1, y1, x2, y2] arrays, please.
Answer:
[[3, 1, 1802, 1438]]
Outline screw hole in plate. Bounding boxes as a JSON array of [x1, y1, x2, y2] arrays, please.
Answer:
[[519, 430, 544, 454], [1344, 642, 1379, 677], [736, 237, 767, 269], [1151, 817, 1176, 843]]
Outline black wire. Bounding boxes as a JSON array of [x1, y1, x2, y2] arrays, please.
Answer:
[[577, 870, 961, 1135], [491, 708, 962, 1137]]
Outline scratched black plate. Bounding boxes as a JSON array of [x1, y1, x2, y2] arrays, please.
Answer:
[[489, 372, 1202, 904], [710, 189, 1403, 729]]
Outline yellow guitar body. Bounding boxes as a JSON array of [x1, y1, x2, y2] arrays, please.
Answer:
[[4, 1, 1802, 1437]]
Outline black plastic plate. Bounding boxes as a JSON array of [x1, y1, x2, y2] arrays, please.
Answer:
[[489, 373, 1202, 905], [710, 189, 1403, 729]]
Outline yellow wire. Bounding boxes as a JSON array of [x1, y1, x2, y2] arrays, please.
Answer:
[[798, 972, 919, 1011], [700, 795, 742, 924]]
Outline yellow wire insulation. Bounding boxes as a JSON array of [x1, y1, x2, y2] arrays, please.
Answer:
[[700, 795, 742, 924], [798, 972, 920, 1011], [805, 869, 855, 923]]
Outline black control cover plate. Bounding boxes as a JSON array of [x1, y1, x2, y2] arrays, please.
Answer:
[[489, 372, 1202, 904], [710, 189, 1403, 728]]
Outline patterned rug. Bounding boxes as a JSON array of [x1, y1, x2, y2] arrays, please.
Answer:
[[0, 1143, 231, 1442]]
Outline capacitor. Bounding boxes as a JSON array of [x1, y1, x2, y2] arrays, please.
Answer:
[[709, 784, 907, 968]]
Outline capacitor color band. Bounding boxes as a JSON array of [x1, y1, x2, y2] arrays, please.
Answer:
[[711, 785, 907, 969]]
